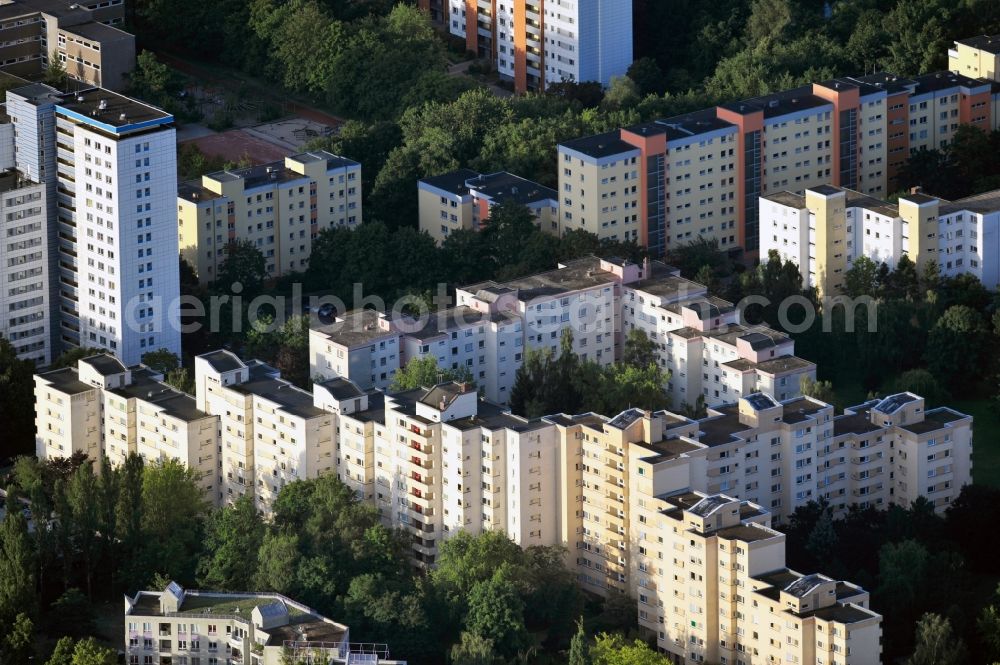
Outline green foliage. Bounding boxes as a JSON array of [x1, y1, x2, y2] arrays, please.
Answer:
[[45, 589, 95, 639], [905, 613, 967, 665], [450, 631, 496, 665], [49, 347, 106, 370], [389, 357, 472, 392], [44, 51, 67, 88], [924, 305, 990, 397], [0, 336, 36, 460], [217, 239, 267, 296], [568, 617, 591, 665], [141, 348, 181, 374], [244, 314, 311, 387], [0, 511, 35, 632], [590, 632, 671, 665], [197, 496, 265, 591], [799, 376, 836, 405], [141, 459, 210, 585], [465, 564, 530, 659], [46, 637, 76, 665], [2, 613, 33, 665], [68, 638, 116, 665], [898, 126, 1000, 200], [510, 329, 671, 418]]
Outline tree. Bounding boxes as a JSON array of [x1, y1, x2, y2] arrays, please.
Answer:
[[197, 496, 265, 591], [254, 531, 301, 596], [165, 368, 195, 394], [877, 539, 928, 610], [141, 459, 210, 585], [905, 613, 967, 665], [141, 349, 181, 374], [46, 637, 76, 665], [590, 633, 671, 665], [0, 512, 35, 632], [389, 357, 472, 392], [465, 564, 530, 659], [69, 638, 116, 665], [882, 0, 949, 76], [115, 453, 145, 591], [924, 305, 989, 396], [67, 462, 101, 597], [45, 589, 95, 640], [130, 50, 173, 96], [2, 613, 33, 665], [217, 240, 267, 295], [49, 347, 105, 370], [568, 617, 590, 665], [601, 76, 640, 111], [43, 50, 68, 88], [978, 589, 1000, 663], [622, 329, 657, 370], [450, 632, 496, 665], [0, 336, 36, 461], [842, 256, 881, 298], [799, 376, 836, 405], [626, 57, 665, 96], [892, 369, 947, 404]]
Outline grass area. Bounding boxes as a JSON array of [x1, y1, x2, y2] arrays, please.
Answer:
[[180, 592, 306, 616]]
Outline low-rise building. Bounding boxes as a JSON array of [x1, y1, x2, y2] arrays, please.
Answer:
[[125, 581, 406, 665], [178, 151, 361, 282], [418, 169, 558, 244]]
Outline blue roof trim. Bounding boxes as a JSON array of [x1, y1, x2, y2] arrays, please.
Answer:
[[55, 105, 173, 135]]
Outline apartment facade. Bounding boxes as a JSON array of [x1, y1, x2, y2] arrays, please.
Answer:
[[421, 0, 632, 92], [34, 354, 218, 498], [558, 69, 1000, 258], [178, 151, 361, 283], [761, 184, 1000, 295], [0, 0, 133, 90], [0, 168, 50, 363], [418, 168, 558, 244], [4, 83, 181, 366], [633, 492, 882, 665], [310, 255, 814, 410], [125, 582, 406, 665], [949, 35, 1000, 82]]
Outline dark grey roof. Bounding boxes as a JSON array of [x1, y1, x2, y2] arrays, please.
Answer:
[[82, 353, 126, 375], [418, 382, 473, 410], [36, 367, 95, 395], [625, 108, 733, 142], [57, 87, 171, 127], [810, 184, 842, 196], [420, 168, 481, 196], [607, 408, 644, 429], [956, 34, 1000, 54], [912, 70, 987, 94], [110, 368, 211, 423], [232, 376, 326, 419], [873, 393, 917, 414], [290, 150, 359, 170], [317, 377, 365, 401], [745, 393, 779, 411], [200, 350, 244, 373], [784, 573, 830, 598], [467, 171, 557, 206], [560, 131, 637, 159], [719, 85, 830, 120]]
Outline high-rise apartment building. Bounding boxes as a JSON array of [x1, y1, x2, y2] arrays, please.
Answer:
[[46, 353, 975, 664], [34, 354, 218, 497], [418, 168, 558, 243], [420, 0, 632, 93], [558, 70, 1000, 258], [310, 256, 815, 410], [0, 0, 133, 90], [761, 184, 1000, 295], [178, 151, 362, 282], [0, 168, 50, 363], [3, 84, 180, 366], [125, 582, 406, 665], [633, 492, 882, 664]]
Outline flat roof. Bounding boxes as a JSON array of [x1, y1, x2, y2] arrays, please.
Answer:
[[763, 191, 806, 208], [0, 169, 39, 193], [468, 171, 557, 206], [719, 85, 830, 120], [633, 436, 703, 463], [698, 406, 753, 447], [313, 309, 398, 348], [178, 181, 223, 203], [36, 367, 95, 395], [199, 349, 244, 373], [912, 70, 987, 95], [756, 356, 815, 376], [560, 131, 636, 159], [957, 34, 1000, 54], [420, 168, 481, 196], [626, 108, 733, 142], [499, 257, 620, 300], [110, 368, 210, 423], [833, 412, 882, 436], [810, 604, 880, 624], [56, 88, 172, 134], [232, 375, 326, 419], [289, 149, 358, 170], [205, 163, 306, 190], [81, 353, 127, 375], [942, 188, 1000, 215], [316, 377, 365, 401], [716, 523, 780, 543], [62, 20, 132, 42]]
